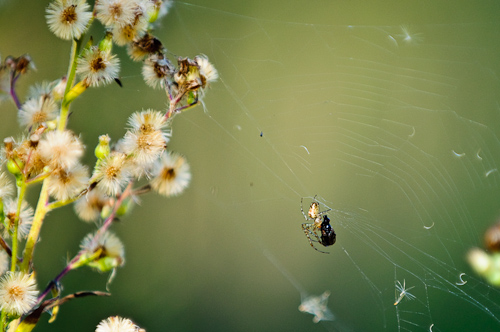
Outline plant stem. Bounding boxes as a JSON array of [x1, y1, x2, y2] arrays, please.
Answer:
[[9, 74, 21, 109], [57, 38, 82, 131], [37, 183, 132, 303], [10, 179, 26, 272], [20, 181, 50, 273], [36, 249, 102, 305], [0, 311, 6, 332]]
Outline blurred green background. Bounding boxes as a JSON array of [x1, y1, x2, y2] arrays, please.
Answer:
[[2, 0, 500, 331]]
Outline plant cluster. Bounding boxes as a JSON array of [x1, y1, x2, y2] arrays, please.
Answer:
[[0, 0, 218, 330]]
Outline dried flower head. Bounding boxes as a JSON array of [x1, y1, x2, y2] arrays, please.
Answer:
[[4, 54, 36, 77], [76, 46, 120, 87], [47, 163, 89, 201], [151, 151, 191, 197], [142, 53, 174, 89], [74, 189, 111, 222], [3, 198, 34, 240], [95, 0, 137, 28], [174, 57, 201, 92], [0, 272, 38, 316], [38, 130, 84, 170], [93, 152, 130, 196], [46, 0, 92, 40], [96, 316, 142, 332], [127, 33, 163, 61]]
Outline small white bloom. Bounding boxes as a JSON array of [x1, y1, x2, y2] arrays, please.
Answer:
[[0, 272, 38, 316], [46, 0, 92, 40], [151, 151, 191, 197]]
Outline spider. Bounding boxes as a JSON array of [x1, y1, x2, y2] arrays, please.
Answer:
[[301, 196, 336, 254]]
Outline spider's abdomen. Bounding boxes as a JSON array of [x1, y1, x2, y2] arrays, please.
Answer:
[[320, 215, 336, 246]]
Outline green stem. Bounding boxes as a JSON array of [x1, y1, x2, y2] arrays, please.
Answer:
[[10, 179, 26, 272], [20, 181, 50, 273], [47, 195, 81, 210], [25, 171, 50, 185], [57, 38, 83, 131], [0, 311, 6, 332]]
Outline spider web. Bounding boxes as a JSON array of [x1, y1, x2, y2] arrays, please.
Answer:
[[3, 1, 500, 331], [150, 2, 500, 332]]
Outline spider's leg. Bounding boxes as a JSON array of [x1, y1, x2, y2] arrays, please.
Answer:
[[301, 223, 329, 254], [318, 207, 332, 216]]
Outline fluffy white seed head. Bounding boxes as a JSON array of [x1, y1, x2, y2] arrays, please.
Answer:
[[122, 109, 170, 168], [151, 151, 191, 197], [142, 54, 174, 89], [195, 55, 218, 86], [0, 251, 9, 276], [0, 272, 38, 316], [74, 189, 111, 222], [81, 231, 125, 266], [76, 46, 120, 87], [3, 198, 34, 240], [0, 172, 14, 199], [95, 0, 137, 28], [38, 130, 84, 170], [46, 0, 92, 40], [127, 109, 169, 133], [112, 18, 148, 46], [95, 316, 142, 332], [18, 95, 58, 128], [47, 163, 89, 201], [93, 152, 131, 196]]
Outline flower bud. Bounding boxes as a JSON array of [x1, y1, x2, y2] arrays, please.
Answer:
[[7, 158, 23, 176], [95, 135, 111, 160]]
